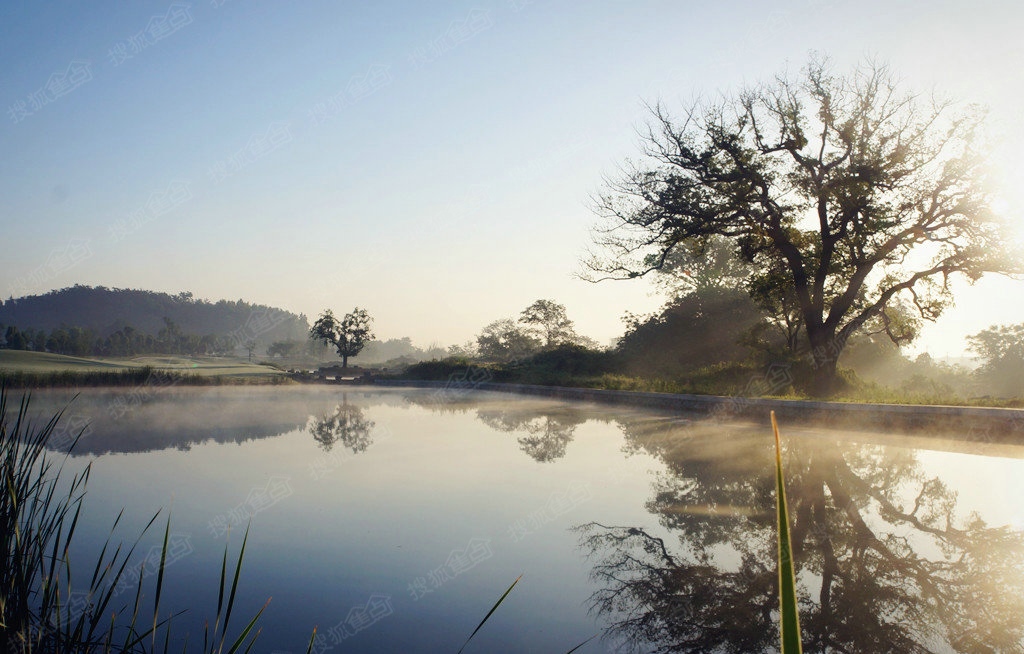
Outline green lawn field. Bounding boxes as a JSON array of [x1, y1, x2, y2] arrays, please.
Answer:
[[0, 350, 284, 378]]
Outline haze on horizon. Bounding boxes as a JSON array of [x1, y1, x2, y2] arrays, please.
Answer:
[[2, 0, 1022, 356]]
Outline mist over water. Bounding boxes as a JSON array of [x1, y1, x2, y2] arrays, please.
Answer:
[[14, 386, 1024, 653]]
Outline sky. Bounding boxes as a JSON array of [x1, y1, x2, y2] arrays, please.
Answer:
[[1, 0, 1022, 356]]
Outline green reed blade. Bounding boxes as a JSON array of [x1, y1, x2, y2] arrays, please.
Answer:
[[771, 411, 802, 654], [457, 574, 522, 654]]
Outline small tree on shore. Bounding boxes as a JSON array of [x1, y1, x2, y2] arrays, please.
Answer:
[[519, 299, 578, 348], [309, 308, 374, 368], [968, 323, 1024, 397], [477, 318, 541, 362]]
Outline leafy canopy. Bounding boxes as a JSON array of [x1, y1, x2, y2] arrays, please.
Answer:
[[309, 307, 374, 366], [587, 55, 1018, 387]]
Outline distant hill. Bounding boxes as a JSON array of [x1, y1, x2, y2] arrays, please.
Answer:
[[0, 285, 309, 344]]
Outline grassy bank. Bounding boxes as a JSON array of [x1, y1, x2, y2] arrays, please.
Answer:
[[0, 350, 289, 388], [397, 352, 1024, 408]]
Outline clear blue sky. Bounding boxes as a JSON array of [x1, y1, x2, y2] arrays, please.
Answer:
[[2, 0, 1022, 355]]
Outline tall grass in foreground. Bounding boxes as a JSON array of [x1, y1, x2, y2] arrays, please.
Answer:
[[0, 386, 278, 653], [771, 411, 802, 654]]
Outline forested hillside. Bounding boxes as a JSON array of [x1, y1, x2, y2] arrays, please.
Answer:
[[0, 286, 308, 352]]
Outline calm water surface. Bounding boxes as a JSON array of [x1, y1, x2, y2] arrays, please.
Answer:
[[15, 386, 1024, 653]]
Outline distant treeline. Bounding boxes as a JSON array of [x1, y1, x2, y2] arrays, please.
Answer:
[[1, 319, 237, 357], [0, 285, 309, 346], [264, 336, 451, 366], [399, 287, 1024, 402]]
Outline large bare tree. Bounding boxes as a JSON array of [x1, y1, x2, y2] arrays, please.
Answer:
[[587, 57, 1016, 393]]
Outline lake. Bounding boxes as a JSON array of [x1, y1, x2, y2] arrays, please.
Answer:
[[13, 385, 1024, 653]]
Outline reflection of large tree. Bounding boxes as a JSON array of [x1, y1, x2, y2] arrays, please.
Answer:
[[309, 395, 375, 453], [577, 420, 1024, 653], [476, 405, 588, 462], [405, 391, 592, 463]]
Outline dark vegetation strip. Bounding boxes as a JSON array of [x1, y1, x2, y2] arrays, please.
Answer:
[[0, 367, 292, 389], [394, 352, 1024, 408]]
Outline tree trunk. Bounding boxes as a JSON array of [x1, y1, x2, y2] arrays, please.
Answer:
[[807, 328, 842, 397], [342, 353, 348, 369], [809, 358, 840, 396]]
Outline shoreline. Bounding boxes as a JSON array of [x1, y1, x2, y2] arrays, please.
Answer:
[[4, 370, 1022, 442], [375, 379, 1024, 443]]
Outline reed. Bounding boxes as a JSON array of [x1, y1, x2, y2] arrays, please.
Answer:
[[0, 386, 271, 653], [771, 411, 802, 654]]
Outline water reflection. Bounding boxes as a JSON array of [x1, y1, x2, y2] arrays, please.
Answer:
[[308, 393, 375, 453], [407, 391, 594, 462], [7, 387, 1023, 651], [476, 405, 588, 462], [13, 388, 314, 455], [576, 420, 1024, 653], [7, 387, 396, 456]]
